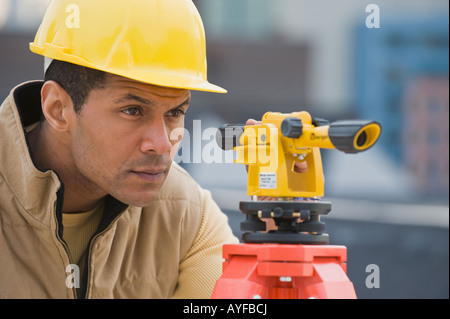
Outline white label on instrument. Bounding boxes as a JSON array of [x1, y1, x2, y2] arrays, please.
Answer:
[[259, 173, 277, 189]]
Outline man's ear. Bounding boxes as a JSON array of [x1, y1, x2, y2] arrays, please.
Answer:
[[40, 81, 75, 132]]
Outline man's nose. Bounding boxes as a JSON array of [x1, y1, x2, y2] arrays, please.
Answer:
[[139, 118, 173, 155]]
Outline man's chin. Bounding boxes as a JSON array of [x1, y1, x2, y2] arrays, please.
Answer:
[[111, 189, 162, 207], [109, 167, 170, 207]]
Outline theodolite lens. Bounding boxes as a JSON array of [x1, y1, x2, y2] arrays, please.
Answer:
[[356, 131, 367, 147]]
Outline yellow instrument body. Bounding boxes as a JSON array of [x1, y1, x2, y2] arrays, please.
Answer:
[[234, 111, 381, 198]]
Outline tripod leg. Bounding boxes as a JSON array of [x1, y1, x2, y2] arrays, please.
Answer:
[[296, 257, 357, 299], [212, 255, 268, 299]]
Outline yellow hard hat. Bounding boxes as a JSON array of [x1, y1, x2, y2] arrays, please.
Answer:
[[30, 0, 226, 93]]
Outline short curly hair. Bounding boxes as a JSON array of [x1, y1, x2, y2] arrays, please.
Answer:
[[44, 60, 107, 114]]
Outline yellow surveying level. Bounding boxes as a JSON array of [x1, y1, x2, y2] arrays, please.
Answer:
[[212, 111, 381, 299], [217, 111, 381, 199]]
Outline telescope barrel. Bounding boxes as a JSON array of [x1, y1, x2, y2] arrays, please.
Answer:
[[216, 119, 382, 153]]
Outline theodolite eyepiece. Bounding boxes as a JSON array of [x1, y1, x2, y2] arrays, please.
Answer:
[[327, 120, 381, 153]]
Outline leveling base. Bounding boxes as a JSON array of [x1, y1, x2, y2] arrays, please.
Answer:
[[212, 244, 357, 299], [239, 200, 331, 245]]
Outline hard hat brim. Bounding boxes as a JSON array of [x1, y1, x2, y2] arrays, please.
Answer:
[[31, 43, 227, 93]]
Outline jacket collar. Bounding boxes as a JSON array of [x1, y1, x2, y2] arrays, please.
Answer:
[[0, 81, 62, 225]]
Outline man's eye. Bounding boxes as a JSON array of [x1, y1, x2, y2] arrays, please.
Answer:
[[169, 108, 186, 118], [122, 107, 142, 116]]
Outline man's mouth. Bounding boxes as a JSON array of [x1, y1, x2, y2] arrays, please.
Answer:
[[130, 168, 167, 182]]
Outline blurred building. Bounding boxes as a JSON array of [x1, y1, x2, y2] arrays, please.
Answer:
[[0, 0, 50, 99], [402, 77, 449, 197], [355, 15, 449, 162], [354, 15, 449, 200], [0, 0, 49, 33]]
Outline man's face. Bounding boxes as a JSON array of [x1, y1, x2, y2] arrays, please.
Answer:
[[68, 75, 190, 207]]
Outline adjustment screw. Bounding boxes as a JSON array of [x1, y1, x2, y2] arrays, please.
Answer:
[[273, 207, 284, 218]]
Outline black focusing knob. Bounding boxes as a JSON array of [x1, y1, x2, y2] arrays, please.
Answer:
[[281, 117, 303, 138]]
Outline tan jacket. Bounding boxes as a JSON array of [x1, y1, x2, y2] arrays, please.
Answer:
[[0, 81, 238, 298]]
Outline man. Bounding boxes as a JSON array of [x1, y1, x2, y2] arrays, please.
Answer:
[[0, 0, 239, 298]]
